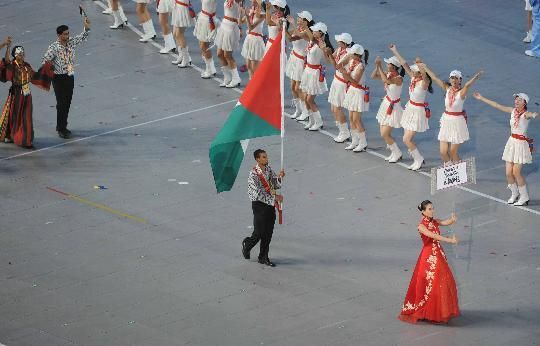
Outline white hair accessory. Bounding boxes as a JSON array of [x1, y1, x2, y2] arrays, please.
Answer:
[[14, 46, 24, 56]]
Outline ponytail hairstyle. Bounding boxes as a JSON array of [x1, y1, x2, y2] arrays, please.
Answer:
[[426, 73, 434, 94], [348, 41, 355, 48], [323, 32, 334, 53], [417, 200, 432, 212], [363, 49, 369, 65], [389, 63, 405, 77]]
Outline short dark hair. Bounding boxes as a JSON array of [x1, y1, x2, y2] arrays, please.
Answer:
[[253, 149, 266, 160], [417, 200, 432, 212], [11, 45, 23, 58], [56, 25, 69, 35]]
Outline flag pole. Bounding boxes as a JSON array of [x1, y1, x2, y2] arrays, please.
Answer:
[[280, 22, 286, 171]]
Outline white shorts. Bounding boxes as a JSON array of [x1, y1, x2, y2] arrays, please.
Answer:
[[502, 136, 532, 164], [157, 0, 174, 13], [525, 0, 532, 11]]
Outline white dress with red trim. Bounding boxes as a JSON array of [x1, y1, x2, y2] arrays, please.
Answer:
[[300, 42, 328, 96], [342, 60, 369, 112], [194, 0, 219, 42], [376, 75, 403, 128], [327, 47, 349, 107], [437, 89, 469, 144], [285, 36, 308, 82], [172, 0, 196, 27], [241, 8, 266, 61], [401, 78, 429, 132], [214, 1, 241, 51], [502, 108, 533, 164]]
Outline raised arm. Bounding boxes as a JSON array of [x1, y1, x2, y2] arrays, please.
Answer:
[[417, 59, 430, 90], [264, 0, 277, 26], [389, 44, 414, 79], [472, 92, 513, 113], [0, 36, 12, 51], [3, 38, 11, 63], [418, 224, 458, 244], [460, 70, 483, 98], [377, 63, 402, 86], [340, 63, 364, 84], [371, 56, 382, 80], [438, 213, 457, 226], [419, 63, 447, 91]]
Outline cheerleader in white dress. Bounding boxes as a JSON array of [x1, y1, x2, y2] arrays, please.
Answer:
[[215, 0, 243, 87], [290, 20, 332, 131], [241, 0, 266, 79], [326, 32, 354, 143], [473, 92, 538, 206], [388, 45, 433, 170], [157, 0, 177, 54], [371, 55, 405, 163], [285, 11, 312, 121], [340, 44, 370, 152], [263, 0, 289, 55], [194, 0, 220, 78], [422, 65, 483, 164], [171, 0, 196, 67]]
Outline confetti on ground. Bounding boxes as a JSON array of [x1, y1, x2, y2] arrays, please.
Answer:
[[93, 185, 107, 190], [178, 182, 189, 185], [192, 159, 201, 163], [45, 221, 53, 225], [336, 197, 345, 200], [168, 179, 177, 182], [191, 128, 197, 130]]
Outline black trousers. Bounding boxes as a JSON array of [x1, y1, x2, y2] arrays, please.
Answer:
[[52, 74, 75, 131], [244, 201, 276, 260]]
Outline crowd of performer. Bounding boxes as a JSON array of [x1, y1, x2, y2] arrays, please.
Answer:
[[1, 0, 539, 326]]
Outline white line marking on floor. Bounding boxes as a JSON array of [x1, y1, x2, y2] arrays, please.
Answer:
[[0, 99, 237, 161], [91, 1, 540, 217]]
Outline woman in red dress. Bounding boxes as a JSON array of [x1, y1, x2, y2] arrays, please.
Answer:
[[399, 200, 460, 324], [0, 42, 53, 148]]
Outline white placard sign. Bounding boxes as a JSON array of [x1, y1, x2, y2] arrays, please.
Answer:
[[431, 157, 477, 195], [437, 161, 468, 190]]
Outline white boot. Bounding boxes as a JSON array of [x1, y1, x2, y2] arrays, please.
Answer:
[[507, 183, 519, 204], [110, 10, 124, 29], [226, 67, 241, 88], [523, 31, 532, 43], [384, 144, 392, 161], [308, 111, 323, 131], [220, 66, 232, 87], [291, 99, 301, 119], [139, 19, 157, 42], [334, 122, 350, 143], [296, 101, 310, 121], [353, 131, 368, 152], [304, 112, 314, 130], [201, 57, 216, 78], [514, 185, 529, 206], [160, 33, 176, 54], [388, 142, 402, 163], [118, 6, 128, 24], [345, 130, 360, 150], [178, 47, 192, 68], [408, 148, 424, 171]]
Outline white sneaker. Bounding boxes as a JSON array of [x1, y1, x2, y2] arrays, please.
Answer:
[[102, 8, 112, 15], [171, 56, 182, 65], [139, 33, 156, 42], [525, 50, 536, 57], [523, 31, 532, 43], [226, 68, 241, 88], [345, 131, 359, 150]]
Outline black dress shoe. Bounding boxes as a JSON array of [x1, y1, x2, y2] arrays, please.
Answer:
[[65, 128, 72, 135], [242, 239, 250, 260], [58, 131, 69, 139], [258, 258, 276, 267]]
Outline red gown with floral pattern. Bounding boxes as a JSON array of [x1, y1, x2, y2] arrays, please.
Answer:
[[398, 217, 460, 323]]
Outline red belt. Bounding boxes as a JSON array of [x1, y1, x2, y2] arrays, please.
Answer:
[[410, 100, 431, 118], [176, 0, 189, 6], [348, 83, 370, 102], [201, 10, 216, 30], [334, 74, 347, 84], [445, 109, 467, 122], [248, 31, 264, 38], [292, 50, 305, 60], [224, 15, 238, 23], [306, 63, 322, 70], [201, 10, 215, 17], [385, 96, 401, 115], [511, 133, 534, 152]]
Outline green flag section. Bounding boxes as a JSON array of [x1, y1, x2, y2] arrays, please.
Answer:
[[209, 30, 284, 193]]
